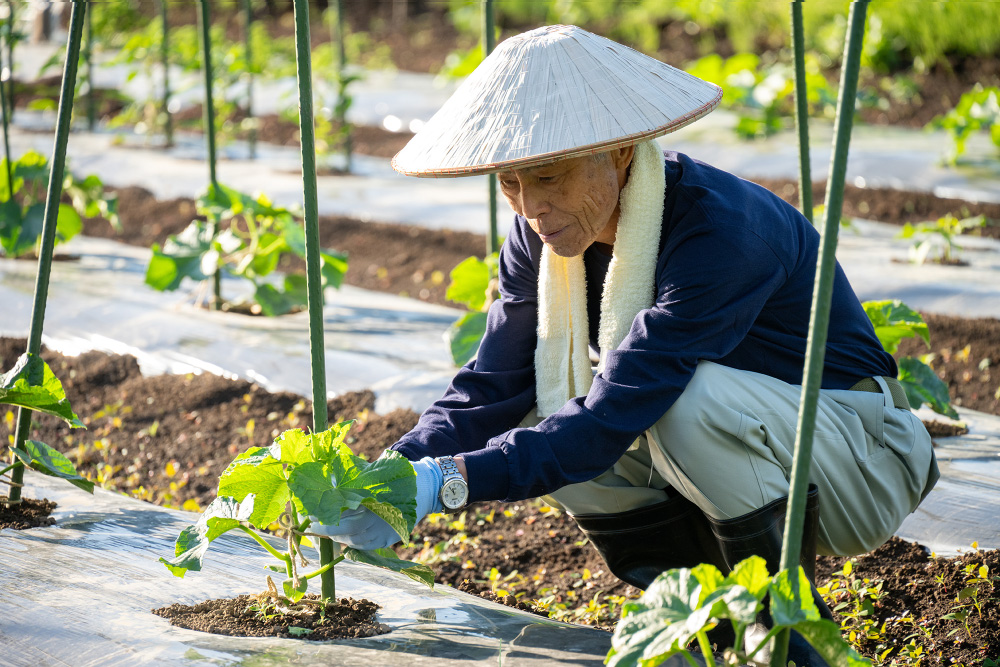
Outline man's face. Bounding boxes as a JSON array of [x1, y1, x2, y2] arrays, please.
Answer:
[[497, 147, 634, 257]]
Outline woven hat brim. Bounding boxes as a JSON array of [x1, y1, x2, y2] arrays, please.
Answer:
[[391, 86, 721, 178]]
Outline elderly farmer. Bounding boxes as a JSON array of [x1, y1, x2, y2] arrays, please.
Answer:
[[315, 25, 938, 662]]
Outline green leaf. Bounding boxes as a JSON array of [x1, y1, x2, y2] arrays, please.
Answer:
[[862, 300, 929, 354], [145, 222, 213, 291], [447, 311, 488, 366], [217, 449, 290, 528], [9, 440, 94, 493], [159, 496, 253, 577], [331, 448, 417, 542], [287, 626, 313, 637], [792, 619, 872, 667], [254, 283, 296, 317], [55, 203, 83, 243], [446, 256, 491, 311], [728, 555, 771, 600], [344, 547, 434, 588], [769, 566, 820, 627], [283, 274, 309, 305], [898, 357, 958, 418], [271, 428, 315, 466], [287, 460, 369, 524], [320, 250, 348, 289], [10, 203, 45, 257], [0, 353, 84, 427], [282, 577, 308, 602]]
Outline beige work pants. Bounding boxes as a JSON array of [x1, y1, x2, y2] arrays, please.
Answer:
[[529, 361, 938, 557]]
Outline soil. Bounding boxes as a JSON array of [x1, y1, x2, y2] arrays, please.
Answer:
[[0, 496, 57, 529], [153, 594, 389, 640]]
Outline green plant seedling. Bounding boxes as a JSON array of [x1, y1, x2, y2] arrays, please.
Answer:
[[928, 85, 1000, 165], [160, 423, 433, 603], [145, 182, 347, 315], [0, 150, 119, 258], [862, 299, 958, 419], [897, 214, 987, 265], [606, 556, 871, 667], [1, 353, 94, 498], [445, 253, 499, 366]]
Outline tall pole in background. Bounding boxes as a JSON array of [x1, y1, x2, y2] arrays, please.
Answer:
[[197, 0, 221, 309], [1, 37, 12, 193], [791, 0, 812, 222], [244, 0, 256, 159], [772, 2, 869, 665], [84, 0, 95, 131], [8, 1, 87, 503], [5, 0, 14, 123], [483, 0, 498, 256], [159, 0, 173, 147]]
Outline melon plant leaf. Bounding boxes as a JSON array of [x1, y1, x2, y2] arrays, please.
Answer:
[[320, 250, 348, 289], [791, 619, 871, 667], [288, 460, 369, 525], [9, 440, 94, 493], [330, 448, 417, 540], [271, 428, 315, 466], [862, 299, 930, 354], [446, 256, 491, 311], [145, 222, 212, 291], [10, 202, 45, 257], [55, 203, 82, 244], [769, 567, 820, 627], [728, 554, 770, 600], [254, 283, 297, 317], [0, 352, 84, 427], [344, 547, 435, 588], [160, 495, 254, 577], [217, 450, 289, 528], [898, 357, 958, 418], [447, 311, 488, 366], [283, 577, 308, 602]]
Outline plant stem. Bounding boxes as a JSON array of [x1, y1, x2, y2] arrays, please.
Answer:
[[8, 1, 87, 504], [302, 557, 343, 581], [292, 0, 338, 602], [680, 651, 703, 667], [238, 525, 291, 563], [243, 0, 255, 159], [790, 0, 812, 222], [482, 0, 499, 255], [774, 1, 869, 664], [196, 0, 220, 309], [695, 631, 718, 667], [159, 0, 173, 147]]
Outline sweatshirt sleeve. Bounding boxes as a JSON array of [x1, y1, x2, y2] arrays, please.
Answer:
[[479, 211, 790, 503], [388, 217, 540, 499]]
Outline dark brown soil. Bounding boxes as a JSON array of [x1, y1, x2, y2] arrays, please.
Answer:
[[0, 496, 56, 530], [153, 594, 389, 640], [817, 537, 1000, 665]]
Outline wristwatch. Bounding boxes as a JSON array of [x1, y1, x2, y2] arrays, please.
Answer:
[[435, 456, 469, 512]]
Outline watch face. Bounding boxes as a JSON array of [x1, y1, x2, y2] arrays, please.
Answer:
[[441, 479, 469, 509]]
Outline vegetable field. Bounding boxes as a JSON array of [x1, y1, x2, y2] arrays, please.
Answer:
[[2, 2, 1000, 666]]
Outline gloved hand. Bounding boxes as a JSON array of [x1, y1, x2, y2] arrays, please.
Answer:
[[308, 456, 443, 550]]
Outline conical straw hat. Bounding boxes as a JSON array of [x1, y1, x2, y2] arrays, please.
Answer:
[[392, 25, 722, 178]]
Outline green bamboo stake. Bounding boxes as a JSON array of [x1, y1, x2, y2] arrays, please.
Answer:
[[5, 0, 14, 123], [197, 0, 221, 309], [1, 39, 11, 194], [85, 1, 95, 131], [243, 0, 256, 159], [772, 2, 869, 665], [159, 0, 173, 147], [7, 1, 87, 504], [483, 0, 498, 255], [291, 0, 336, 601], [791, 0, 812, 223]]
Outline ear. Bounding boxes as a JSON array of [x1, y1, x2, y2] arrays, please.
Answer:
[[613, 144, 636, 188]]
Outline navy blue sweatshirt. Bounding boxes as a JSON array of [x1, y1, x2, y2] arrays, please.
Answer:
[[391, 152, 895, 504]]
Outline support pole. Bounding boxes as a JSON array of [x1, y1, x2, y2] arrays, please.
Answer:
[[5, 0, 14, 123], [85, 1, 94, 131], [159, 0, 173, 147], [333, 0, 351, 172], [8, 2, 87, 504], [483, 0, 498, 255], [291, 0, 336, 601], [197, 0, 221, 309], [772, 2, 869, 665], [1, 36, 11, 193], [791, 0, 812, 222], [244, 0, 256, 159]]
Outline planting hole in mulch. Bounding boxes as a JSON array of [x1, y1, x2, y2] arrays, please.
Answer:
[[0, 497, 56, 530], [153, 594, 389, 640]]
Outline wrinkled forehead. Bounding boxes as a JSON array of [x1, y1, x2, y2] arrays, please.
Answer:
[[497, 153, 596, 178]]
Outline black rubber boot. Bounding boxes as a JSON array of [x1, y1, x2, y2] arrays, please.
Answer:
[[572, 489, 735, 649], [708, 485, 834, 667]]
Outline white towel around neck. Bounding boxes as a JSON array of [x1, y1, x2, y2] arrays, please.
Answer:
[[534, 140, 666, 417]]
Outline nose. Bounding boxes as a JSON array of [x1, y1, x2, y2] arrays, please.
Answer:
[[518, 184, 550, 221]]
